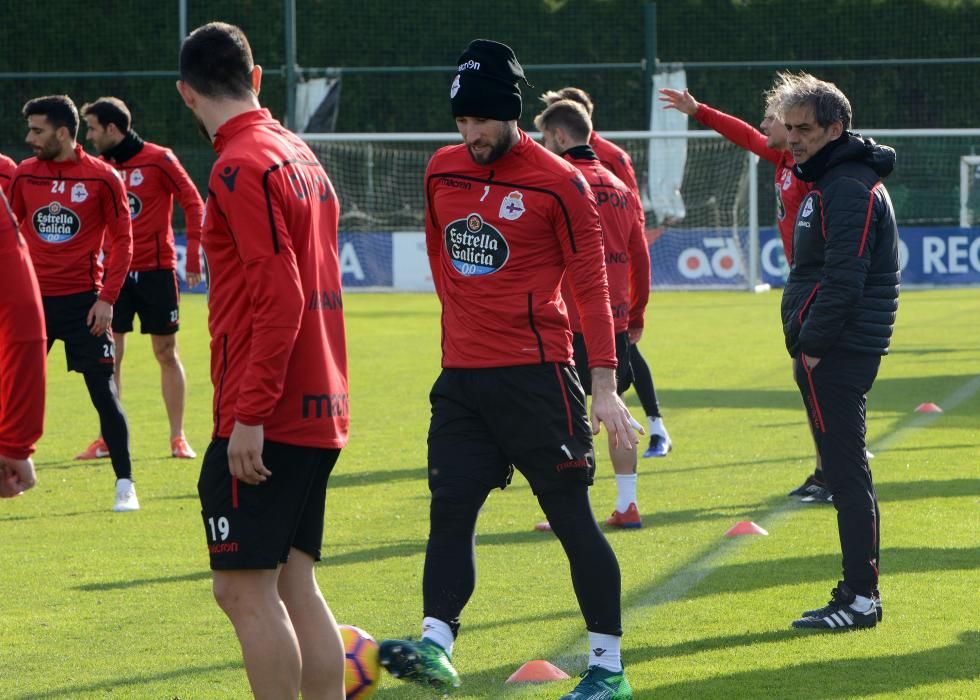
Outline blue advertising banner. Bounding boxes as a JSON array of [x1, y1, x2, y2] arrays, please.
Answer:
[[647, 226, 980, 289], [174, 226, 980, 292]]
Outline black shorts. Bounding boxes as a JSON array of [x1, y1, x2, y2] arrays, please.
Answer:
[[428, 364, 596, 497], [112, 269, 180, 335], [42, 292, 117, 375], [572, 331, 633, 396], [198, 438, 340, 570]]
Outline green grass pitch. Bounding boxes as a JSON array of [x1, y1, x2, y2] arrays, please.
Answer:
[[1, 288, 977, 699]]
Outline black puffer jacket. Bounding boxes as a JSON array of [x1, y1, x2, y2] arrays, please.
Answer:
[[781, 133, 900, 358]]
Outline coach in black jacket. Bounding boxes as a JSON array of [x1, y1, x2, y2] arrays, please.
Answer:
[[779, 74, 899, 632]]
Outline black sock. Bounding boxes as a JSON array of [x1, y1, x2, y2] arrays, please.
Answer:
[[84, 373, 132, 481]]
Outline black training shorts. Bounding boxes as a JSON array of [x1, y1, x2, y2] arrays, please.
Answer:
[[112, 269, 180, 335], [572, 331, 633, 396], [42, 291, 117, 375], [427, 364, 596, 496], [198, 438, 340, 570]]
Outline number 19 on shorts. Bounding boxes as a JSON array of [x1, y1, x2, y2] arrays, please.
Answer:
[[207, 516, 230, 542]]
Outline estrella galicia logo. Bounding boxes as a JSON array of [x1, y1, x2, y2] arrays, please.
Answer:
[[445, 213, 509, 276], [32, 202, 81, 243], [127, 191, 143, 219], [218, 165, 240, 192]]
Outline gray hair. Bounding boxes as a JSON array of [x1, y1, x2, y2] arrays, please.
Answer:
[[777, 73, 852, 130]]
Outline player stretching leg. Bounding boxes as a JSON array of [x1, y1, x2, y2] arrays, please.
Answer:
[[10, 95, 138, 512]]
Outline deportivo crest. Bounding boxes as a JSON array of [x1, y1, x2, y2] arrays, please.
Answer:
[[445, 213, 510, 276], [70, 182, 88, 203], [450, 74, 461, 99], [127, 191, 143, 219], [780, 168, 793, 190], [498, 191, 525, 220], [129, 169, 144, 187], [33, 202, 81, 243], [801, 197, 815, 218]]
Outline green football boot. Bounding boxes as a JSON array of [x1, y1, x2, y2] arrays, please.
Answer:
[[378, 637, 461, 691], [559, 665, 633, 700]]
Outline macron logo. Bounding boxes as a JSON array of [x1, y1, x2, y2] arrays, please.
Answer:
[[458, 59, 481, 72], [592, 647, 606, 657], [218, 165, 240, 193]]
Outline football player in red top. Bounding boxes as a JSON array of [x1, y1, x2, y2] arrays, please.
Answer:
[[536, 99, 652, 530], [540, 87, 673, 461], [0, 190, 46, 498], [377, 40, 636, 700], [79, 97, 205, 461], [177, 22, 348, 700], [660, 77, 831, 503], [0, 152, 17, 198], [9, 95, 138, 512]]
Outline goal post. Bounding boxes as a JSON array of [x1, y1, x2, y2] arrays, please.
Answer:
[[960, 154, 980, 228]]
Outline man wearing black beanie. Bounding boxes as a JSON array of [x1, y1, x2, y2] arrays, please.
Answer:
[[378, 39, 636, 700]]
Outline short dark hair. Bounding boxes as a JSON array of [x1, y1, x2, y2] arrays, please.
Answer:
[[179, 22, 254, 99], [778, 73, 852, 131], [23, 95, 79, 139], [540, 87, 594, 117], [534, 99, 593, 142], [81, 97, 132, 132]]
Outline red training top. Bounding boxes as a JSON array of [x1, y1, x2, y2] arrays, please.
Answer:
[[562, 146, 650, 334], [9, 144, 133, 302], [0, 153, 16, 198], [203, 109, 348, 449], [694, 103, 809, 261], [590, 132, 646, 229], [102, 141, 205, 273], [0, 192, 46, 460], [425, 130, 616, 369]]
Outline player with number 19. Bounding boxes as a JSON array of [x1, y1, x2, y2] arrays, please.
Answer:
[[9, 95, 138, 512]]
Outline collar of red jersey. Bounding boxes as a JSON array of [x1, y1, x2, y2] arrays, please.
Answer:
[[213, 108, 275, 154]]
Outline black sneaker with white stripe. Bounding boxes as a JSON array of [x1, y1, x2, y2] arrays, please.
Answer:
[[788, 473, 823, 497], [793, 582, 877, 631], [803, 591, 882, 622]]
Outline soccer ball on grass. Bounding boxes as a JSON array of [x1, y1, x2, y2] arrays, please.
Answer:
[[340, 624, 381, 699]]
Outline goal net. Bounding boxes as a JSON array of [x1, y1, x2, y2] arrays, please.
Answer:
[[303, 131, 755, 291]]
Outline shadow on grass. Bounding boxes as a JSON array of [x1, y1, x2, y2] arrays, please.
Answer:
[[669, 546, 979, 602], [328, 466, 423, 488], [8, 660, 242, 700], [74, 570, 210, 591], [658, 373, 979, 418], [876, 477, 980, 501], [641, 631, 979, 699]]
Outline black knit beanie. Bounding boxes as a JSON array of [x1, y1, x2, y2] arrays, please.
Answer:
[[450, 39, 526, 121]]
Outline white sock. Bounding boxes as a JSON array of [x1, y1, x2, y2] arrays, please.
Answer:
[[647, 416, 661, 435], [588, 632, 622, 672], [421, 617, 454, 657], [850, 595, 874, 613], [615, 474, 637, 513], [648, 416, 670, 440]]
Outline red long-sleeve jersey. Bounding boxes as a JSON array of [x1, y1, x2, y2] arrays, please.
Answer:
[[9, 145, 133, 302], [203, 109, 348, 449], [590, 132, 645, 229], [694, 103, 809, 261], [0, 153, 16, 198], [425, 130, 616, 370], [561, 147, 650, 334], [0, 192, 46, 460], [103, 141, 205, 273]]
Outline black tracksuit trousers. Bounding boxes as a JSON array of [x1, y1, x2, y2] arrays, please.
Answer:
[[795, 347, 882, 598]]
